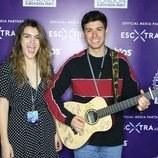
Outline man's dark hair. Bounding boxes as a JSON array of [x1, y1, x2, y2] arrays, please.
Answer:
[[81, 10, 107, 30]]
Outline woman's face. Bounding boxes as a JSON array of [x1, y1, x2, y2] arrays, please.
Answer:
[[20, 26, 40, 61]]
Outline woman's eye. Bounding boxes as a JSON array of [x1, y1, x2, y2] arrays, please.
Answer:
[[35, 36, 40, 39], [24, 35, 29, 38]]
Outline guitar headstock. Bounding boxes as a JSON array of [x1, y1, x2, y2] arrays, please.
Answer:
[[148, 87, 158, 100]]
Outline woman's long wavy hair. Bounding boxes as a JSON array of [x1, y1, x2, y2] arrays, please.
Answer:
[[10, 19, 52, 87]]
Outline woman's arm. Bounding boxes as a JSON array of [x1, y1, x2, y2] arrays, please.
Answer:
[[0, 97, 14, 158]]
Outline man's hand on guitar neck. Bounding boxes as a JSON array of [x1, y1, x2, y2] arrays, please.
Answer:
[[71, 115, 85, 133], [137, 89, 150, 111]]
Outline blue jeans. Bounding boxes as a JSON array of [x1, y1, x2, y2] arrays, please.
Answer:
[[74, 144, 123, 158]]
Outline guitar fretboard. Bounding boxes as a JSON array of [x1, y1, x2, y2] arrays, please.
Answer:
[[97, 89, 158, 118]]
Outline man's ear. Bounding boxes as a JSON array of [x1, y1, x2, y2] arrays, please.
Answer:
[[106, 27, 108, 33]]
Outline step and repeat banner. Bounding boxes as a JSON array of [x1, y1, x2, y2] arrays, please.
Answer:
[[0, 0, 158, 158]]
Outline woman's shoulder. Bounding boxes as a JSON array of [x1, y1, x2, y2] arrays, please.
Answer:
[[0, 58, 12, 72]]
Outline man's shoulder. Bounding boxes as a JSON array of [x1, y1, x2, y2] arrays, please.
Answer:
[[70, 50, 86, 59], [59, 50, 86, 70], [109, 48, 128, 62], [65, 50, 86, 64]]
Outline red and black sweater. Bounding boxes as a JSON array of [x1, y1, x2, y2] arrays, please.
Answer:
[[45, 47, 140, 146]]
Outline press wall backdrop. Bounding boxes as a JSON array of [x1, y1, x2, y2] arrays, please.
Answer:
[[0, 0, 158, 158]]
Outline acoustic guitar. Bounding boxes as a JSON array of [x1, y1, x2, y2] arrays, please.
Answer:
[[56, 88, 157, 149]]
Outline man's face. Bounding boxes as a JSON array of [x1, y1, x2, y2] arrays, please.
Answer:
[[83, 20, 106, 50]]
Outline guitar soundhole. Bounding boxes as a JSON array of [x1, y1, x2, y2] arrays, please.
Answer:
[[85, 109, 98, 125]]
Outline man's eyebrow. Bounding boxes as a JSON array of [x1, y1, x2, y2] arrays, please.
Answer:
[[85, 26, 104, 30]]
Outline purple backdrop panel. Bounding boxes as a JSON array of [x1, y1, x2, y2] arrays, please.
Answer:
[[0, 0, 158, 158]]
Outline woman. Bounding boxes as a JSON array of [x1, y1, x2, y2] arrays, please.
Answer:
[[0, 19, 62, 158]]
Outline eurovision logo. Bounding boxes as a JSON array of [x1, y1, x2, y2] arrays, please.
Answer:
[[94, 0, 128, 9], [23, 0, 56, 7]]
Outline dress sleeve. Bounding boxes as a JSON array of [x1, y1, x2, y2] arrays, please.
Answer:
[[0, 63, 11, 100]]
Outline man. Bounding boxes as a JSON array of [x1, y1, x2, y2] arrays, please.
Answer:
[[45, 11, 150, 158]]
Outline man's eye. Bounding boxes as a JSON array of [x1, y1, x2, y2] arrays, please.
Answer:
[[86, 29, 92, 33], [97, 28, 103, 31]]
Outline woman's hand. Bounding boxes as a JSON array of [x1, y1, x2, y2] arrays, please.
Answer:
[[1, 142, 14, 158], [55, 132, 63, 152]]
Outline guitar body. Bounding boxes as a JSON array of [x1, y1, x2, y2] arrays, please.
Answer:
[[55, 88, 158, 149], [56, 97, 112, 149]]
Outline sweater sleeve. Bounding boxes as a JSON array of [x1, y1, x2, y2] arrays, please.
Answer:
[[44, 62, 75, 126]]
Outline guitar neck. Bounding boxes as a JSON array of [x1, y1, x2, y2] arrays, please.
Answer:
[[98, 89, 157, 118]]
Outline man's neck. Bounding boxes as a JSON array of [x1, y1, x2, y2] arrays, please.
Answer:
[[88, 46, 106, 57]]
